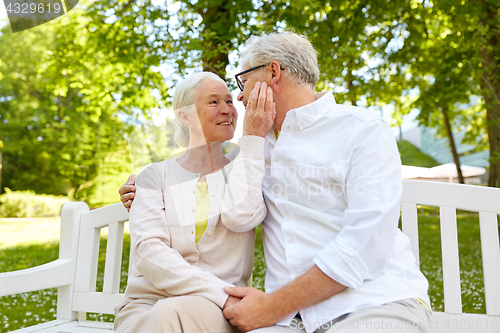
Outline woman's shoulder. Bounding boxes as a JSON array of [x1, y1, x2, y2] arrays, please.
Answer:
[[135, 160, 171, 188]]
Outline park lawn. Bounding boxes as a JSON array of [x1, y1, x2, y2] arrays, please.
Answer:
[[0, 212, 493, 332]]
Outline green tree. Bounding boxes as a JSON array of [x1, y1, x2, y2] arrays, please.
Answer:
[[0, 2, 169, 199], [378, 0, 499, 186]]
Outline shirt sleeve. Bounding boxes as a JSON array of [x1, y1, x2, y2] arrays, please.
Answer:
[[129, 163, 232, 308], [313, 119, 402, 289], [220, 135, 267, 232]]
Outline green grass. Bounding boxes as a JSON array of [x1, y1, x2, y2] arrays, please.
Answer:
[[397, 140, 440, 167], [1, 214, 497, 332]]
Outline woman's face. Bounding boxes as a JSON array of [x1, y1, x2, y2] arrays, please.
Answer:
[[193, 79, 237, 143]]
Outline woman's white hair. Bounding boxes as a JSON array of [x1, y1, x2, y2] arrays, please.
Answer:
[[172, 72, 226, 147], [240, 32, 319, 89]]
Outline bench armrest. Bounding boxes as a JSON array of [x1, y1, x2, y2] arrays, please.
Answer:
[[0, 259, 73, 296]]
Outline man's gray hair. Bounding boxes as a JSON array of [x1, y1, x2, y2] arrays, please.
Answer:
[[172, 72, 226, 147], [240, 32, 319, 89]]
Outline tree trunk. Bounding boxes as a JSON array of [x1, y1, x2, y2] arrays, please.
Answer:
[[442, 106, 465, 184], [347, 70, 357, 106], [485, 97, 500, 187], [0, 148, 2, 194], [480, 1, 500, 187], [198, 4, 231, 79]]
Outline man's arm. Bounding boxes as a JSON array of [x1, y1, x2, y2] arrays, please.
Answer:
[[119, 174, 136, 212], [223, 265, 347, 332]]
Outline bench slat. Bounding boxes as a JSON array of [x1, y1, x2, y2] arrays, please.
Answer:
[[479, 212, 500, 316], [440, 206, 462, 314], [103, 222, 124, 294], [402, 180, 500, 214], [401, 202, 420, 267], [74, 229, 100, 293], [72, 291, 124, 315], [80, 203, 129, 232]]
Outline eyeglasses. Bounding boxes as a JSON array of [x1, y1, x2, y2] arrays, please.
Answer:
[[234, 63, 285, 91]]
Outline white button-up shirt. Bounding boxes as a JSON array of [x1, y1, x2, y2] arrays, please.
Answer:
[[262, 92, 430, 333]]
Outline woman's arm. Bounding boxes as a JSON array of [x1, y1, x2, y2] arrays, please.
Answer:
[[130, 163, 232, 308], [220, 136, 267, 233]]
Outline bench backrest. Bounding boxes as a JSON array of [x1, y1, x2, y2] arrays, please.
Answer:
[[69, 203, 130, 318], [66, 180, 500, 319], [401, 180, 500, 316]]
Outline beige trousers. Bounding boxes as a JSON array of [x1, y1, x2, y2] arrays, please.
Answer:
[[114, 295, 240, 333], [250, 298, 431, 333]]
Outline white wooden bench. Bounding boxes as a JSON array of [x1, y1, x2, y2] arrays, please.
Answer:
[[1, 180, 499, 332]]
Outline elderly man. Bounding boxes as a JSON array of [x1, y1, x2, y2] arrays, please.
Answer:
[[120, 32, 431, 333]]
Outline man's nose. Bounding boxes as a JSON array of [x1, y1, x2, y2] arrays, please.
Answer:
[[237, 90, 244, 102]]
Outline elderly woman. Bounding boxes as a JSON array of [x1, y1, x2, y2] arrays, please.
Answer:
[[114, 72, 275, 333]]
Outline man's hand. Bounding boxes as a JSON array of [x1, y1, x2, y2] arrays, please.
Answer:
[[119, 174, 136, 212], [223, 287, 284, 332], [243, 82, 276, 137], [223, 295, 242, 309]]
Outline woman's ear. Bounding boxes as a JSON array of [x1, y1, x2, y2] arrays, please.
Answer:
[[178, 109, 193, 130]]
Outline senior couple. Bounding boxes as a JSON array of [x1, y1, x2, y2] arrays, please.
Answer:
[[114, 32, 431, 333]]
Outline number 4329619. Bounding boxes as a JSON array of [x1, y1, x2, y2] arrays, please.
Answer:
[[6, 2, 62, 14]]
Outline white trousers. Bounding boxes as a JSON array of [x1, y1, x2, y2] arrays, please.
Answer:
[[249, 298, 431, 333], [114, 295, 240, 333]]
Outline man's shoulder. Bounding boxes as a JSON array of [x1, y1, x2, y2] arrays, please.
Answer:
[[327, 104, 384, 125]]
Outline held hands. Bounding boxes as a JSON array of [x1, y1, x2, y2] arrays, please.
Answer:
[[119, 174, 137, 212], [223, 295, 242, 309], [243, 82, 276, 137], [223, 286, 282, 332]]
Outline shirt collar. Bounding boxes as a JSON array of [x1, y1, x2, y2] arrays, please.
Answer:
[[264, 92, 336, 142], [290, 92, 336, 130]]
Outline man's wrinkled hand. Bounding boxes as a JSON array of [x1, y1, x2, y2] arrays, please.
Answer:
[[119, 174, 136, 212], [243, 82, 276, 137], [223, 295, 242, 309], [223, 286, 281, 332]]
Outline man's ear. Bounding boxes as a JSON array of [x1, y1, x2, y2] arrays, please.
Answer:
[[268, 60, 283, 87]]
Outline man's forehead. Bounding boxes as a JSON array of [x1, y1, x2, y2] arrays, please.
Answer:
[[239, 55, 252, 71]]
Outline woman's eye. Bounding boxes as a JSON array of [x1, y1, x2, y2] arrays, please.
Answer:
[[210, 100, 217, 104]]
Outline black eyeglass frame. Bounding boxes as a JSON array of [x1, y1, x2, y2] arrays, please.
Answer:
[[234, 63, 284, 91]]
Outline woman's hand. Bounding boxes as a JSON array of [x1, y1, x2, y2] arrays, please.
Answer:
[[243, 82, 276, 137], [119, 174, 137, 212], [223, 295, 242, 309]]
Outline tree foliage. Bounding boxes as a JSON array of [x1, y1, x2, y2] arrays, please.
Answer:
[[0, 2, 169, 199], [1, 0, 499, 192]]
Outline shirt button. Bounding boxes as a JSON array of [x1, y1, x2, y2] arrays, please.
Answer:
[[274, 157, 279, 162], [288, 238, 293, 243], [301, 121, 305, 126], [294, 274, 299, 280], [280, 191, 285, 195], [285, 211, 289, 216]]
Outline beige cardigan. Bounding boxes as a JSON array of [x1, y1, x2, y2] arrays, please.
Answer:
[[116, 136, 267, 314]]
